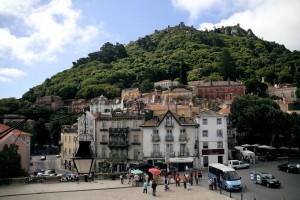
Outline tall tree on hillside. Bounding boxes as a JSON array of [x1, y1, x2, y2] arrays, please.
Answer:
[[179, 60, 189, 85], [33, 119, 50, 149], [218, 48, 237, 81]]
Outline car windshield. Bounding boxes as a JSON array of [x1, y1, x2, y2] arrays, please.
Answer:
[[224, 171, 240, 181], [263, 174, 275, 179]]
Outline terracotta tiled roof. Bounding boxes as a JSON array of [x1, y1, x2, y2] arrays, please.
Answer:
[[218, 107, 231, 115], [0, 124, 31, 136]]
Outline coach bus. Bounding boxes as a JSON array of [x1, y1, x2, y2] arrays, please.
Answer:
[[208, 163, 242, 191]]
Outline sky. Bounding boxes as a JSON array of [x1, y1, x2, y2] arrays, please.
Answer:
[[0, 0, 299, 99]]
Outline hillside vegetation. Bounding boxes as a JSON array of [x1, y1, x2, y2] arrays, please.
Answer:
[[22, 23, 300, 102]]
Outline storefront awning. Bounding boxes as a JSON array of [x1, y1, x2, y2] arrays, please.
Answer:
[[169, 157, 193, 163]]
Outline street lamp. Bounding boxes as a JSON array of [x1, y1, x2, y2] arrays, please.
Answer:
[[72, 111, 95, 175]]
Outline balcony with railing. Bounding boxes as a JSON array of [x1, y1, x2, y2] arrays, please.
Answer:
[[179, 134, 188, 142], [169, 151, 176, 158], [99, 140, 108, 145], [131, 141, 141, 145], [152, 135, 161, 142], [109, 127, 129, 134], [178, 151, 190, 157], [108, 141, 129, 147], [165, 135, 174, 142], [151, 151, 163, 158]]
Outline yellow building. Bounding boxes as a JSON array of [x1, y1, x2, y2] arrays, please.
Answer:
[[60, 124, 78, 170], [121, 88, 140, 101]]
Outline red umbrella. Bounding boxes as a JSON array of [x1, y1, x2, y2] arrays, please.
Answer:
[[148, 168, 161, 175]]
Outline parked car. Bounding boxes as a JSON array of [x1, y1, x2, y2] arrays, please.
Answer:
[[254, 172, 281, 188], [40, 156, 46, 160], [278, 163, 299, 173], [43, 169, 57, 176], [228, 160, 250, 169]]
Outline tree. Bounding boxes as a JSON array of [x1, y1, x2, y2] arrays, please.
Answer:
[[229, 94, 290, 145], [0, 144, 27, 178], [179, 60, 189, 85], [33, 119, 51, 149], [218, 48, 237, 81], [244, 78, 268, 97]]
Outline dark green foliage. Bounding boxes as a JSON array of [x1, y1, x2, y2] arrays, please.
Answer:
[[244, 78, 268, 97], [229, 94, 291, 146], [19, 24, 299, 101], [0, 144, 27, 178]]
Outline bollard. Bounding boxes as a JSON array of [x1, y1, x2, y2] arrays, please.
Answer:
[[230, 191, 232, 198], [241, 190, 243, 200], [254, 198, 256, 200], [219, 186, 222, 194]]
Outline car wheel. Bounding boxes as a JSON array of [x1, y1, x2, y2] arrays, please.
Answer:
[[267, 183, 270, 188], [287, 168, 289, 173]]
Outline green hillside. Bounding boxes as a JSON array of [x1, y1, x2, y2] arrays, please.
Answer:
[[22, 23, 300, 102]]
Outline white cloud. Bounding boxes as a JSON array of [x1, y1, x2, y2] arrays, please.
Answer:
[[0, 0, 101, 65], [0, 67, 26, 82], [172, 0, 300, 51]]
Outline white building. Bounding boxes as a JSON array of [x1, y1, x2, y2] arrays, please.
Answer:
[[90, 95, 121, 115], [154, 80, 179, 90], [195, 109, 228, 167], [140, 110, 198, 171]]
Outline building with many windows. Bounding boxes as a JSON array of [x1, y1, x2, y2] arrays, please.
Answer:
[[59, 124, 78, 169], [194, 109, 228, 167], [140, 110, 198, 171]]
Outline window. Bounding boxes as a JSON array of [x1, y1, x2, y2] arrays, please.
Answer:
[[153, 144, 160, 153], [217, 130, 223, 137], [217, 142, 223, 148], [133, 135, 139, 143], [180, 144, 186, 156], [117, 121, 122, 128], [102, 148, 107, 158], [134, 149, 139, 160], [202, 118, 208, 125], [123, 121, 127, 127], [73, 136, 76, 142], [64, 135, 67, 142], [180, 129, 186, 134], [69, 136, 71, 142], [69, 148, 71, 155], [217, 118, 222, 125], [203, 142, 208, 149], [167, 129, 172, 136], [153, 129, 159, 135], [102, 122, 107, 129], [64, 148, 67, 154], [166, 144, 173, 152], [202, 130, 208, 137], [133, 121, 138, 128], [102, 135, 107, 142], [112, 122, 117, 128], [291, 91, 294, 98]]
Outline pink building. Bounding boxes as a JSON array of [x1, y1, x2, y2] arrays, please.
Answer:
[[0, 124, 31, 171]]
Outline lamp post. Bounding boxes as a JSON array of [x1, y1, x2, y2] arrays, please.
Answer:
[[72, 111, 95, 176]]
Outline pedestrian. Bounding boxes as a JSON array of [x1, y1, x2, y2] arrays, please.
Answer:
[[164, 176, 169, 191], [175, 173, 180, 187], [198, 170, 202, 180], [143, 180, 148, 193], [182, 174, 187, 189], [208, 179, 213, 190], [120, 174, 124, 184], [134, 174, 140, 186], [126, 173, 131, 184], [152, 180, 157, 196], [194, 170, 198, 185]]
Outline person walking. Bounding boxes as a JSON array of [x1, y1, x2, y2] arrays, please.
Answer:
[[175, 173, 180, 187], [182, 174, 187, 189], [120, 174, 124, 184], [143, 180, 148, 193], [208, 179, 214, 190], [164, 176, 169, 191], [152, 180, 157, 196]]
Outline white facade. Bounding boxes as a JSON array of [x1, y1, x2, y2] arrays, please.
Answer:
[[195, 109, 228, 167], [141, 111, 198, 171]]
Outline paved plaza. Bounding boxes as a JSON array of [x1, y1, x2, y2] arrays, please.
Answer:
[[0, 178, 234, 200]]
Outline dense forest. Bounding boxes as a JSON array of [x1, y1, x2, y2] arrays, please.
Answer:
[[18, 22, 300, 103]]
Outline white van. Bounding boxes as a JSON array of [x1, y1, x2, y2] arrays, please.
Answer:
[[228, 160, 250, 169]]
